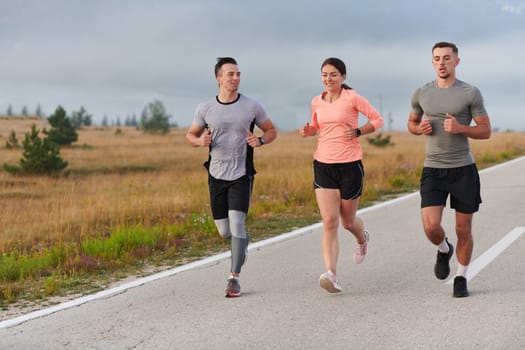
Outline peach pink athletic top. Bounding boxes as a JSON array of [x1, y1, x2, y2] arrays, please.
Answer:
[[310, 88, 384, 163]]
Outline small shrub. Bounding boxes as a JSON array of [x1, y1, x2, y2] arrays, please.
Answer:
[[0, 253, 19, 281], [3, 124, 68, 175], [479, 153, 497, 164], [65, 254, 100, 272], [367, 133, 393, 147], [388, 176, 407, 188], [43, 275, 62, 296], [5, 130, 19, 149], [499, 151, 511, 160]]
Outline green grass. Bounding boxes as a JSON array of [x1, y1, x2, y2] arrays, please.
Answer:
[[1, 148, 524, 309], [69, 165, 160, 176]]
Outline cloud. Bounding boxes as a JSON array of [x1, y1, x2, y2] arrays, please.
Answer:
[[0, 1, 524, 131], [500, 0, 525, 14]]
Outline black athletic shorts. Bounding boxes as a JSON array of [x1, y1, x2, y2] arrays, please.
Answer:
[[420, 164, 481, 214], [313, 159, 364, 200], [208, 174, 253, 220]]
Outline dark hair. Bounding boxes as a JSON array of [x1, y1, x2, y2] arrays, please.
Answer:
[[215, 57, 237, 77], [432, 42, 458, 55], [321, 57, 352, 90]]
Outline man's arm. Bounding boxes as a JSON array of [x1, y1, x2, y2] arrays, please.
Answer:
[[407, 113, 432, 135], [258, 119, 277, 145], [246, 119, 277, 148], [186, 125, 211, 147], [444, 114, 491, 139]]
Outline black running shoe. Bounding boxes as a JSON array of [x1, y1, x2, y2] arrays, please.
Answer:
[[434, 238, 454, 280], [453, 276, 469, 298]]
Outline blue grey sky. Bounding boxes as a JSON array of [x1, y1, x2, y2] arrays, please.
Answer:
[[1, 0, 524, 131]]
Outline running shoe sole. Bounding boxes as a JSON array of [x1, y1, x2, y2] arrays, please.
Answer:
[[319, 273, 342, 293], [225, 291, 241, 298]]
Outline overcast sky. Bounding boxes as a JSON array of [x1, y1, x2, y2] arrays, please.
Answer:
[[1, 0, 524, 131]]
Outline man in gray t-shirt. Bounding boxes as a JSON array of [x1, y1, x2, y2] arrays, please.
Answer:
[[186, 57, 277, 297], [408, 42, 491, 298]]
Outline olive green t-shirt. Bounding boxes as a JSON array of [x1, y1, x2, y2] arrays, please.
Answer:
[[411, 79, 487, 168]]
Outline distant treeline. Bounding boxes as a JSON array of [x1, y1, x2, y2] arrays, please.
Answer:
[[2, 99, 178, 128]]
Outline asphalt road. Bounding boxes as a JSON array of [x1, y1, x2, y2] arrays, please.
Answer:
[[1, 157, 524, 349]]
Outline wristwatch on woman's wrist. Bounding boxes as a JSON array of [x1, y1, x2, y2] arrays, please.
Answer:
[[258, 136, 265, 145], [355, 128, 362, 137]]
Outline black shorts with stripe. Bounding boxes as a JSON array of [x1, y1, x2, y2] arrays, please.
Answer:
[[313, 159, 364, 200]]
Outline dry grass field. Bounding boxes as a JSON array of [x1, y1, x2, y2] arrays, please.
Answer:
[[1, 116, 524, 252], [0, 116, 524, 307]]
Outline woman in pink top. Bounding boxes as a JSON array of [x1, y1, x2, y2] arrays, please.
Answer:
[[300, 57, 384, 293]]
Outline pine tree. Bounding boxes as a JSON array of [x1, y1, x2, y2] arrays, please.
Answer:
[[35, 104, 44, 117], [5, 130, 19, 149], [44, 106, 78, 146], [71, 106, 93, 128], [131, 113, 138, 126], [3, 124, 68, 175]]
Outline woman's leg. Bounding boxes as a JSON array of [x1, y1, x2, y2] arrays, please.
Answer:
[[315, 188, 342, 274], [340, 198, 365, 243]]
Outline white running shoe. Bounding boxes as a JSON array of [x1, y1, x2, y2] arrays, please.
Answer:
[[353, 230, 369, 264], [319, 271, 342, 293]]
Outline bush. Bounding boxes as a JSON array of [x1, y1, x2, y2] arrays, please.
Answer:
[[140, 100, 171, 134], [367, 133, 393, 147], [5, 130, 19, 149], [44, 106, 78, 146], [3, 124, 68, 175]]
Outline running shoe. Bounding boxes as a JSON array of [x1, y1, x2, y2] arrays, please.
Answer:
[[225, 277, 241, 298], [434, 238, 454, 280], [319, 271, 342, 293], [353, 230, 369, 264], [453, 276, 469, 298]]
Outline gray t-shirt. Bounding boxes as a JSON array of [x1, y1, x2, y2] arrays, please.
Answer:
[[192, 94, 269, 180], [411, 79, 487, 168]]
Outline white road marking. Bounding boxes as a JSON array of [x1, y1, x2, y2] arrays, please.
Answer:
[[0, 223, 326, 330], [445, 226, 525, 284], [1, 158, 523, 329], [1, 195, 415, 330]]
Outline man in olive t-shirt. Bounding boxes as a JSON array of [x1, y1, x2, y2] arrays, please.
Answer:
[[407, 42, 492, 298]]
